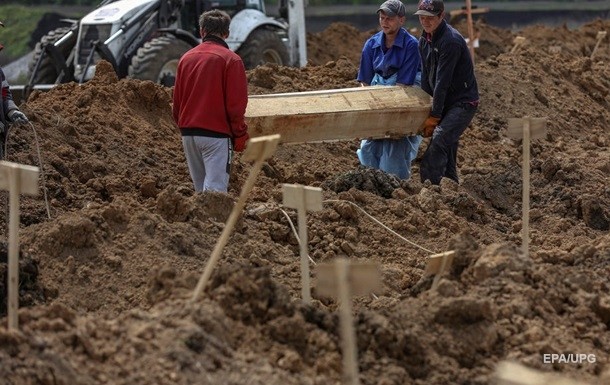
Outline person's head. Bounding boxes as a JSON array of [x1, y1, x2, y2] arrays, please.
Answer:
[[376, 0, 406, 36], [414, 0, 444, 34], [199, 9, 231, 39]]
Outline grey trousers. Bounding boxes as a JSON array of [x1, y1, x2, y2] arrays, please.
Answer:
[[182, 136, 231, 192]]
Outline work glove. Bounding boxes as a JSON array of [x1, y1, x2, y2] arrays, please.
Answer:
[[8, 110, 28, 125], [232, 132, 250, 153], [421, 116, 440, 138]]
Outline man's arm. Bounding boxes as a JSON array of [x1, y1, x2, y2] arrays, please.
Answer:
[[430, 41, 461, 117], [225, 58, 248, 138], [171, 63, 182, 125], [1, 67, 28, 124], [0, 67, 18, 117]]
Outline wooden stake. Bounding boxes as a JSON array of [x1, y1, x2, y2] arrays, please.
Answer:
[[316, 259, 380, 385], [522, 118, 531, 257], [336, 259, 359, 385], [424, 250, 455, 290], [511, 36, 526, 53], [191, 135, 281, 302], [282, 184, 323, 304], [591, 31, 607, 59], [465, 0, 475, 62], [507, 118, 547, 258], [0, 161, 39, 331]]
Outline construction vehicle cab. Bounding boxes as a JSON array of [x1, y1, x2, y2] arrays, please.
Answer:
[[23, 0, 293, 99]]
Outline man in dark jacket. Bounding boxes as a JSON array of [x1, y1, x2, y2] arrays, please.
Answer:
[[415, 0, 479, 185], [172, 10, 249, 192], [0, 21, 29, 158]]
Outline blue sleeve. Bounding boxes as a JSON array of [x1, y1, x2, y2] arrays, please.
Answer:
[[357, 39, 375, 84], [395, 37, 420, 86]]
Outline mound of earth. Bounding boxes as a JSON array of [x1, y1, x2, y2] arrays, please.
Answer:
[[0, 20, 609, 385]]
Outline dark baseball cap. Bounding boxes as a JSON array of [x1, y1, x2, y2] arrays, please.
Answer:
[[414, 0, 444, 16], [377, 0, 406, 18]]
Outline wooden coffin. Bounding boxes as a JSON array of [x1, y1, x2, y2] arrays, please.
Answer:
[[245, 86, 432, 144]]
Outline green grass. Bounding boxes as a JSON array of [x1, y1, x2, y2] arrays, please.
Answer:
[[0, 4, 87, 64], [0, 5, 47, 63]]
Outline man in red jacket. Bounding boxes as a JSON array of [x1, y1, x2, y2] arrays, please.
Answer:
[[173, 9, 249, 192]]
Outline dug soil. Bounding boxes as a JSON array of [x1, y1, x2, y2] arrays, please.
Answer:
[[0, 18, 609, 385]]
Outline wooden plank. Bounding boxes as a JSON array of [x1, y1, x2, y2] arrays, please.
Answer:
[[424, 251, 455, 276], [282, 184, 323, 304], [282, 184, 323, 212], [246, 86, 432, 144], [507, 118, 547, 140], [316, 260, 381, 298], [242, 134, 281, 162], [0, 161, 40, 196]]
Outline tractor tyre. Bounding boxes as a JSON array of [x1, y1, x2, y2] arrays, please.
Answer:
[[27, 26, 77, 84], [128, 35, 193, 86], [237, 28, 290, 69]]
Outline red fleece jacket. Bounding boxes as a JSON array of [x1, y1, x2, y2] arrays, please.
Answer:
[[172, 40, 248, 138]]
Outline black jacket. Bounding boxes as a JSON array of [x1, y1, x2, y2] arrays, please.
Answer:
[[419, 20, 479, 118]]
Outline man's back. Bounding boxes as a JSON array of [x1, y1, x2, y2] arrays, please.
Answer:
[[173, 40, 247, 136]]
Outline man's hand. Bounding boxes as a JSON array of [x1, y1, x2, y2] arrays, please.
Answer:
[[8, 110, 28, 125], [233, 133, 250, 152], [421, 116, 440, 138]]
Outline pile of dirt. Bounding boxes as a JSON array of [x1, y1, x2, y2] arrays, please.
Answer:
[[306, 22, 374, 66], [0, 19, 609, 385]]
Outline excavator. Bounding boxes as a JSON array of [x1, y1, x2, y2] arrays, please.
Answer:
[[15, 0, 306, 101]]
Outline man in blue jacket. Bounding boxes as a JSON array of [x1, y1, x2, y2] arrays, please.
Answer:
[[356, 0, 422, 180], [415, 0, 479, 185]]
